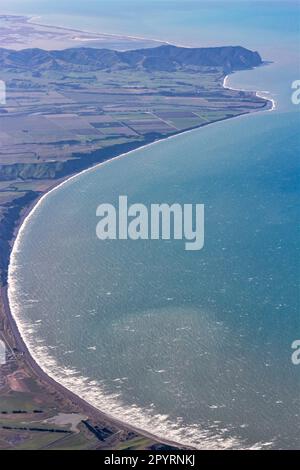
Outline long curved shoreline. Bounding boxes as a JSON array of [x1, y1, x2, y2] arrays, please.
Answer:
[[3, 69, 275, 448]]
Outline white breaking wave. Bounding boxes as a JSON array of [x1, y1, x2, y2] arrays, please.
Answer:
[[223, 74, 277, 111]]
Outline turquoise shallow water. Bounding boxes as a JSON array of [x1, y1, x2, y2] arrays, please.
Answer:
[[6, 1, 300, 449]]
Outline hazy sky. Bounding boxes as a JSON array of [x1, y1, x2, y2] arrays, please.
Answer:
[[1, 0, 298, 54]]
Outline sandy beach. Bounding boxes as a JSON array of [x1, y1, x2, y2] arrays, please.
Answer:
[[1, 283, 189, 448]]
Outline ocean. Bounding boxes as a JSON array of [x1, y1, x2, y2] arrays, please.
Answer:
[[7, 0, 300, 449]]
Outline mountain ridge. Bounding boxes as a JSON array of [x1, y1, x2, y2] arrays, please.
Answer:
[[0, 44, 263, 73]]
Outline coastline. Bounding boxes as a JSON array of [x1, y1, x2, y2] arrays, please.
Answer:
[[1, 60, 275, 448], [0, 285, 190, 449]]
